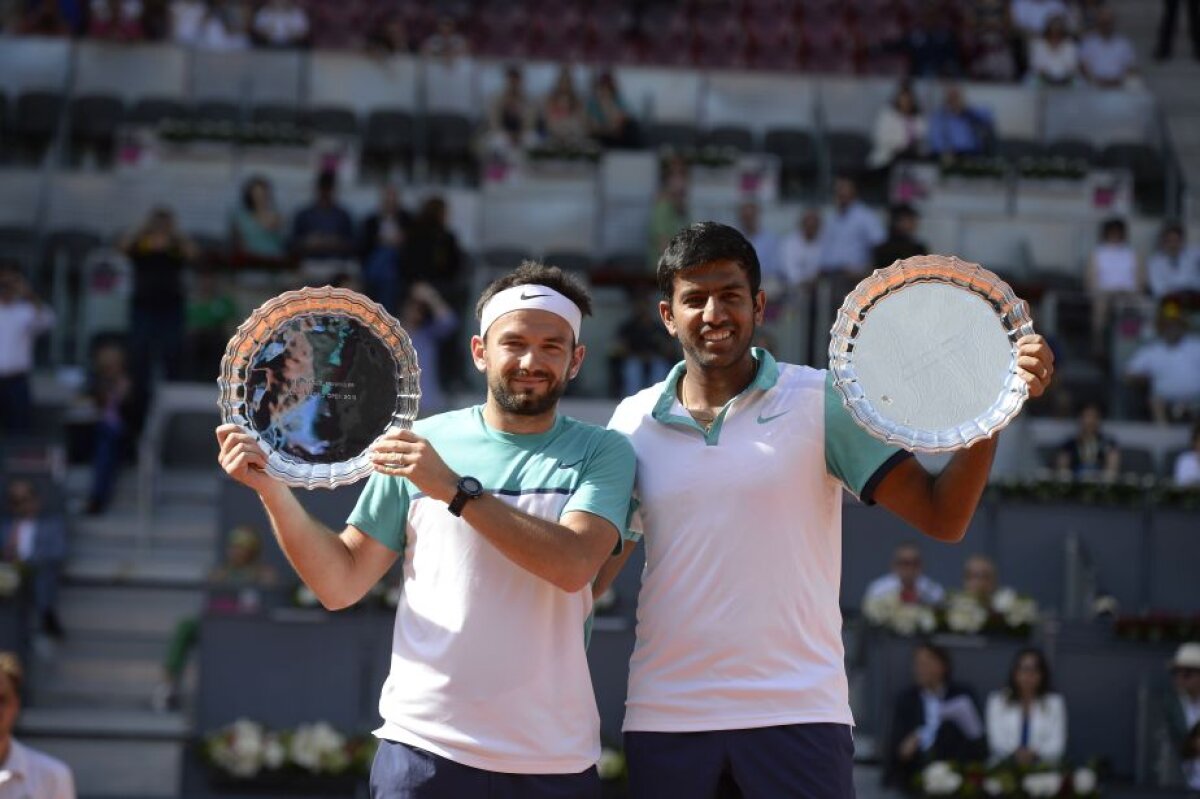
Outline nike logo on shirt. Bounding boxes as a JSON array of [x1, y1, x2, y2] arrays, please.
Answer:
[[757, 410, 790, 424], [556, 458, 585, 469]]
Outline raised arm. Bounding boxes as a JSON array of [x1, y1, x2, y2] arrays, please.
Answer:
[[369, 429, 627, 593], [873, 335, 1054, 541], [215, 424, 398, 609]]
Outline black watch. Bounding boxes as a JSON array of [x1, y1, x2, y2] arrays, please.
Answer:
[[447, 476, 483, 517]]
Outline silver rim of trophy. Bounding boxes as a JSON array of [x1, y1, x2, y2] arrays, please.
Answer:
[[218, 286, 421, 489], [828, 255, 1035, 454]]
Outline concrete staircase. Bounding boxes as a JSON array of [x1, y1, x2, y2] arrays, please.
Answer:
[[18, 466, 220, 798], [1111, 0, 1200, 220]]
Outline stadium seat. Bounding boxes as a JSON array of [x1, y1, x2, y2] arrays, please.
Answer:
[[1099, 143, 1168, 215], [764, 127, 819, 197], [0, 92, 8, 160], [193, 100, 241, 125], [703, 125, 756, 152], [362, 109, 414, 175], [69, 94, 125, 163], [1117, 446, 1157, 479], [996, 137, 1045, 164], [643, 122, 699, 150], [825, 130, 872, 175], [251, 103, 300, 127], [127, 97, 189, 127], [481, 247, 533, 271], [1045, 137, 1098, 164], [14, 90, 64, 157], [425, 113, 477, 182], [542, 250, 595, 274], [305, 106, 360, 138]]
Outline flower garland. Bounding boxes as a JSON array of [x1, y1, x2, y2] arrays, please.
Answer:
[[864, 588, 1038, 637], [920, 761, 1099, 799], [203, 719, 375, 780], [0, 563, 22, 597]]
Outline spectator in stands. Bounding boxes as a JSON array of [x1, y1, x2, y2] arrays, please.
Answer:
[[1154, 0, 1200, 60], [965, 0, 1018, 80], [885, 642, 988, 789], [2, 479, 67, 640], [609, 287, 675, 398], [85, 341, 131, 516], [250, 0, 308, 48], [291, 169, 355, 262], [648, 156, 689, 269], [1028, 14, 1080, 86], [88, 0, 144, 40], [139, 0, 170, 39], [1175, 422, 1200, 485], [986, 647, 1067, 766], [737, 200, 779, 281], [962, 555, 999, 606], [1125, 301, 1200, 424], [404, 196, 462, 292], [154, 526, 279, 711], [869, 83, 927, 170], [229, 175, 286, 262], [872, 204, 929, 269], [1147, 222, 1200, 300], [402, 282, 458, 417], [1054, 400, 1121, 481], [19, 0, 85, 35], [927, 85, 996, 160], [184, 268, 236, 381], [1185, 722, 1200, 790], [1080, 8, 1139, 88], [863, 543, 946, 608], [1011, 0, 1070, 38], [902, 2, 963, 77], [0, 652, 76, 796], [777, 208, 823, 291], [587, 71, 638, 149], [121, 207, 197, 398], [542, 66, 589, 148], [818, 175, 886, 277], [485, 66, 538, 164], [360, 184, 411, 315], [420, 15, 469, 63], [365, 11, 410, 55], [172, 0, 249, 50], [1086, 217, 1144, 356], [0, 261, 55, 436], [1164, 643, 1200, 773]]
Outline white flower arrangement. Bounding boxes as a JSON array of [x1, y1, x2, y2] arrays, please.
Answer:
[[983, 777, 1005, 796], [922, 761, 964, 795], [0, 563, 21, 597], [204, 719, 374, 780], [1072, 767, 1098, 795], [1022, 771, 1064, 797], [863, 590, 937, 635], [945, 593, 991, 634]]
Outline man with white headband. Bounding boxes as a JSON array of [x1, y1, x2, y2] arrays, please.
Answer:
[[215, 262, 636, 798]]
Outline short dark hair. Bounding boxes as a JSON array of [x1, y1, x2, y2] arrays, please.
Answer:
[[915, 640, 952, 679], [656, 222, 761, 300], [316, 169, 337, 195], [475, 260, 593, 333], [1162, 221, 1185, 240], [1100, 217, 1127, 239], [1005, 646, 1053, 702]]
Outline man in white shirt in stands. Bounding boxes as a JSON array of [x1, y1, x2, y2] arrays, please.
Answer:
[[217, 262, 636, 798], [1125, 302, 1200, 424], [1147, 222, 1200, 300], [251, 0, 310, 47], [0, 262, 55, 435], [863, 543, 946, 608], [819, 176, 886, 277], [1080, 8, 1139, 88], [598, 223, 1054, 798], [0, 652, 76, 798], [777, 208, 823, 292]]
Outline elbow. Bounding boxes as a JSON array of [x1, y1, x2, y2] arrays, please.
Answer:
[[552, 571, 592, 595], [316, 588, 358, 612], [926, 520, 968, 543]]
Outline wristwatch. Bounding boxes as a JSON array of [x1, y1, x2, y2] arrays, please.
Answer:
[[447, 476, 484, 517]]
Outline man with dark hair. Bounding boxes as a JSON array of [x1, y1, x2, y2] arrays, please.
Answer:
[[872, 203, 929, 269], [216, 261, 634, 798], [2, 479, 67, 639], [598, 222, 1053, 798], [291, 169, 355, 262], [0, 261, 55, 435]]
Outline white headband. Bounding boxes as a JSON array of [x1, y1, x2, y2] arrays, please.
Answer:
[[479, 284, 583, 340]]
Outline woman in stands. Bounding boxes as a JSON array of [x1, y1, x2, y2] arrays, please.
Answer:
[[1086, 217, 1145, 358], [229, 175, 287, 263], [986, 648, 1068, 766], [869, 82, 927, 169], [1028, 14, 1080, 86]]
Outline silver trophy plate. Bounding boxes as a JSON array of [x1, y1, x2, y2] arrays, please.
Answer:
[[218, 286, 420, 489], [828, 255, 1034, 453]]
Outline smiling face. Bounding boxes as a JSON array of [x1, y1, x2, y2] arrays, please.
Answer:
[[472, 309, 584, 417], [660, 260, 764, 374]]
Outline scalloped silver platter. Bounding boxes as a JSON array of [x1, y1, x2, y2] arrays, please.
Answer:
[[218, 286, 420, 489], [828, 255, 1034, 453]]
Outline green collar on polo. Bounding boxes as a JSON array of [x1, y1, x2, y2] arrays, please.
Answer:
[[651, 347, 780, 446]]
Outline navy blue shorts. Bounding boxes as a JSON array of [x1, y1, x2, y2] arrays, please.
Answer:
[[625, 723, 855, 799], [370, 739, 601, 799]]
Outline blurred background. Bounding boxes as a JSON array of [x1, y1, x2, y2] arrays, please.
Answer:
[[0, 0, 1198, 796]]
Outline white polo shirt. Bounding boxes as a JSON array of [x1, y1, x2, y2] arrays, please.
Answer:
[[609, 349, 908, 732], [0, 739, 76, 799]]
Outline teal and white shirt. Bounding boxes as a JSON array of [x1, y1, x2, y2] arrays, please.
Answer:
[[608, 349, 909, 733], [347, 406, 637, 774]]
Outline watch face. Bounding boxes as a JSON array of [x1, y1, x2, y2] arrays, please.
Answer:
[[460, 476, 483, 495]]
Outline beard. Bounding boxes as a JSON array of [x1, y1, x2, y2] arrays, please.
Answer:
[[678, 323, 755, 371], [489, 369, 569, 416]]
